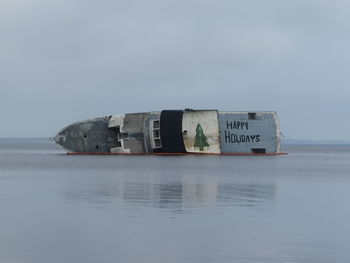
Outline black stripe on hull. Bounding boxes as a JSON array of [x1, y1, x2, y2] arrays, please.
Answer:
[[153, 110, 186, 153]]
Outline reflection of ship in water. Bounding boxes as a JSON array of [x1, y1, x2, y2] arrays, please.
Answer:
[[64, 174, 276, 211], [218, 184, 276, 206]]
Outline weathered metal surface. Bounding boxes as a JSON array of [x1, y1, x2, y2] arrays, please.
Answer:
[[108, 114, 129, 153], [109, 113, 147, 154], [108, 114, 124, 129], [218, 112, 280, 154], [182, 110, 221, 153], [53, 117, 119, 153], [145, 112, 162, 152], [53, 109, 281, 154]]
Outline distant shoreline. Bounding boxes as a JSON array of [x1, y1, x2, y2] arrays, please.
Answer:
[[282, 139, 350, 145]]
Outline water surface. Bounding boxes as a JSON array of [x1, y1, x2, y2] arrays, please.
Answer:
[[0, 138, 349, 263]]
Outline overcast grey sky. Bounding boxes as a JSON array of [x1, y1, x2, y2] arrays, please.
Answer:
[[0, 0, 349, 139]]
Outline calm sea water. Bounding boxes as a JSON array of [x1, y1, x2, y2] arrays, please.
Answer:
[[0, 138, 350, 263]]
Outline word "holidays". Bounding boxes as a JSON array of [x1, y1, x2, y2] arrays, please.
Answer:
[[225, 131, 260, 143]]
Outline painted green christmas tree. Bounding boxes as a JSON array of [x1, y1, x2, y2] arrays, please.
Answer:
[[194, 123, 209, 151]]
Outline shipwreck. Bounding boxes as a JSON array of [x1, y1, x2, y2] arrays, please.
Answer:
[[53, 109, 282, 155]]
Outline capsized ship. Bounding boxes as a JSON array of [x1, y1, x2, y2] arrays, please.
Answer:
[[53, 109, 282, 154]]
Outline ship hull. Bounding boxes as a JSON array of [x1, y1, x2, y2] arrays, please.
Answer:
[[53, 110, 281, 154]]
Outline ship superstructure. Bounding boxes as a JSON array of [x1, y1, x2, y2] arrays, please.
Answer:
[[53, 109, 281, 154]]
